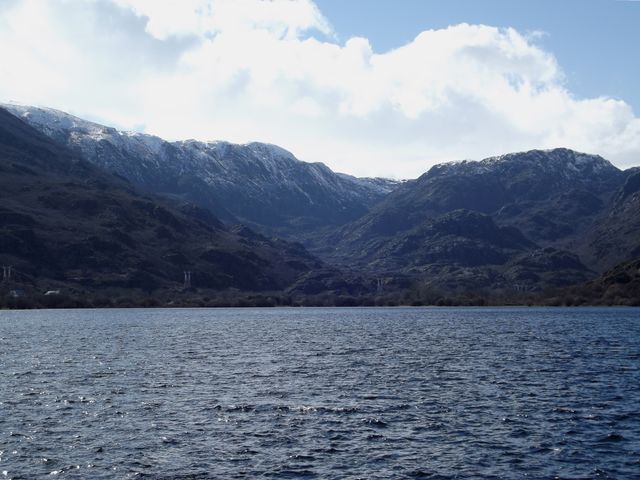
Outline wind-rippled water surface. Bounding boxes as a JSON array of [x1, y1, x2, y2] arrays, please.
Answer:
[[0, 307, 639, 479]]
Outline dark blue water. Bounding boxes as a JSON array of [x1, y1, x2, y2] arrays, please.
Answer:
[[0, 307, 639, 479]]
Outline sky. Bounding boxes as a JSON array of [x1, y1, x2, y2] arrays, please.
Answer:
[[0, 0, 638, 179]]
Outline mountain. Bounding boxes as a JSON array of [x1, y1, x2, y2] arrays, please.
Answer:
[[335, 148, 623, 246], [0, 107, 362, 305], [3, 103, 638, 302], [3, 104, 398, 246], [327, 148, 630, 291]]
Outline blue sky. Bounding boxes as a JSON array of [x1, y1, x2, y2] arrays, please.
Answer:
[[0, 0, 638, 178], [317, 0, 640, 112]]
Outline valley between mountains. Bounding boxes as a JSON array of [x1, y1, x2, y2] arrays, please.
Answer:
[[1, 104, 639, 307]]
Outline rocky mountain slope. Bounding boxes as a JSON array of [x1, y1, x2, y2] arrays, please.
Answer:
[[0, 107, 361, 302], [558, 258, 640, 306], [327, 148, 636, 292], [334, 148, 623, 247], [580, 170, 640, 271], [3, 104, 398, 244]]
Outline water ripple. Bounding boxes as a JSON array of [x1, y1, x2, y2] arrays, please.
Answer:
[[0, 307, 639, 479]]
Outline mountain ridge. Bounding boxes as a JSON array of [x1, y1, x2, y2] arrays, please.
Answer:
[[0, 106, 371, 305], [3, 103, 399, 244], [2, 103, 639, 303], [323, 147, 635, 292]]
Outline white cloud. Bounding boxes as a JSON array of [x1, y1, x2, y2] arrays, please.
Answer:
[[113, 0, 332, 40], [0, 0, 638, 178]]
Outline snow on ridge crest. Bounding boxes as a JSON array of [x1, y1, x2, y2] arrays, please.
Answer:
[[3, 102, 106, 136], [434, 148, 616, 177]]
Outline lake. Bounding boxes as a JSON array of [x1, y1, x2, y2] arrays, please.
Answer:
[[0, 307, 639, 479]]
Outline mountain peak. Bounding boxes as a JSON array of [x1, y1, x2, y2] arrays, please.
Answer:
[[486, 148, 615, 174], [426, 148, 619, 183]]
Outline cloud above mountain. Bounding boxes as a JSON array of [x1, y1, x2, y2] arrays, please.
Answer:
[[1, 0, 638, 178]]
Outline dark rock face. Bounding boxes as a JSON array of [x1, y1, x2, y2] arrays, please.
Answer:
[[351, 209, 533, 269], [564, 258, 640, 306], [582, 171, 640, 271], [3, 105, 398, 243], [0, 107, 344, 296]]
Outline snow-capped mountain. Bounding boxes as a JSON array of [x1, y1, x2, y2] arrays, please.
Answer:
[[328, 147, 632, 287], [0, 106, 342, 297], [3, 104, 399, 241], [3, 103, 639, 298], [428, 148, 618, 187]]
